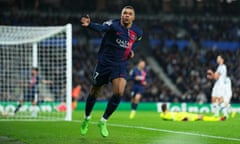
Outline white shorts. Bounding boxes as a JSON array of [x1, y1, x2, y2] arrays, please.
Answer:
[[211, 84, 224, 98]]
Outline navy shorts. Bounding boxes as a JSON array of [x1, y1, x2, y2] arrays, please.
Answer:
[[91, 63, 128, 86], [131, 85, 144, 97], [25, 93, 35, 101], [21, 89, 38, 102]]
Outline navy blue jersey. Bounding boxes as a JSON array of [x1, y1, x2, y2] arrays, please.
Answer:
[[28, 75, 40, 95], [129, 67, 147, 96], [129, 67, 147, 86], [88, 19, 143, 66]]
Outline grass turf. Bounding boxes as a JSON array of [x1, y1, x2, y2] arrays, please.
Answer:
[[0, 110, 239, 144]]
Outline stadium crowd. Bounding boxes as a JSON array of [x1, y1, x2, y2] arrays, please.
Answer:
[[149, 18, 240, 103], [72, 43, 166, 102], [1, 0, 240, 103], [0, 0, 238, 15]]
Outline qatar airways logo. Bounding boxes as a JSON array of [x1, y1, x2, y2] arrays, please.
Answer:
[[116, 38, 132, 48]]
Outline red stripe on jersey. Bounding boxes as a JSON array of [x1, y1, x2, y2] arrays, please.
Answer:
[[123, 30, 137, 60], [30, 76, 36, 87], [141, 70, 147, 85]]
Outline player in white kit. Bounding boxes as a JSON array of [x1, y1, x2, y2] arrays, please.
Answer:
[[207, 55, 227, 116]]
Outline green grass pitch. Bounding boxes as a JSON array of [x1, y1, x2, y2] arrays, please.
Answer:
[[0, 110, 240, 144]]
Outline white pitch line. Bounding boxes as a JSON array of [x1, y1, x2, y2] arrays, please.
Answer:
[[108, 123, 240, 142], [74, 120, 240, 142], [1, 119, 239, 142]]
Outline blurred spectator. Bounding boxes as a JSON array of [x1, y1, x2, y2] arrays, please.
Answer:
[[1, 1, 240, 103], [72, 84, 81, 110]]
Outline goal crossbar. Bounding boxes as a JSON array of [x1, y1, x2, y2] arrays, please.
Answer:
[[0, 25, 67, 45]]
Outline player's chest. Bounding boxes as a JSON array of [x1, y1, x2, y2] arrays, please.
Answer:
[[111, 25, 137, 41], [136, 70, 146, 77]]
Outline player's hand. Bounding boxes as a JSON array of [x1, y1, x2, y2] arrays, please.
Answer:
[[142, 81, 147, 86], [128, 50, 134, 59], [207, 74, 212, 80], [207, 69, 213, 74], [207, 69, 213, 79], [81, 15, 90, 27]]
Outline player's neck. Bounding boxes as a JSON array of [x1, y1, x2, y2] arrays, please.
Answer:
[[121, 21, 132, 29], [32, 74, 37, 78], [137, 66, 143, 71]]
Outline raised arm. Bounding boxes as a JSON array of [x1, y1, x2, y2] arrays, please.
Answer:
[[80, 15, 111, 32], [81, 15, 91, 27], [41, 80, 54, 85]]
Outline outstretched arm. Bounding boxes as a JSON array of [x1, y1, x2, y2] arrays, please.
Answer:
[[80, 15, 111, 32], [41, 80, 53, 85]]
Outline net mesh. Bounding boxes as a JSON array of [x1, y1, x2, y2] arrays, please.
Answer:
[[0, 25, 71, 120]]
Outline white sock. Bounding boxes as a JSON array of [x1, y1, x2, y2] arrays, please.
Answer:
[[220, 103, 231, 117], [131, 110, 136, 113], [212, 103, 219, 116], [228, 104, 232, 113], [31, 105, 38, 117], [222, 106, 229, 117], [101, 117, 107, 122], [85, 115, 91, 120]]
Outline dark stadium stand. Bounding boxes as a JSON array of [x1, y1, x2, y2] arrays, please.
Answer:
[[1, 0, 240, 103]]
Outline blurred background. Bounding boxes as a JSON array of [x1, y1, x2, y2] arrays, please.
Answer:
[[1, 0, 240, 103]]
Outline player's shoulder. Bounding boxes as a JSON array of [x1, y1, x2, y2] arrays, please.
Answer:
[[107, 19, 120, 25], [221, 64, 227, 68], [103, 19, 115, 26], [104, 19, 122, 28], [112, 19, 120, 23], [130, 67, 137, 73], [223, 64, 227, 68], [131, 23, 143, 36], [133, 66, 140, 71], [217, 64, 226, 69]]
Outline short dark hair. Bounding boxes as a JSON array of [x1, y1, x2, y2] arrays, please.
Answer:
[[32, 67, 38, 71], [122, 5, 135, 11], [218, 54, 223, 59], [161, 103, 167, 112]]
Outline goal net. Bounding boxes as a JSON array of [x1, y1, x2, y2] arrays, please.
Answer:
[[0, 24, 72, 121]]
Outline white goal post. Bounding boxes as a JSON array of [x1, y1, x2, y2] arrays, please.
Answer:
[[0, 24, 72, 121]]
